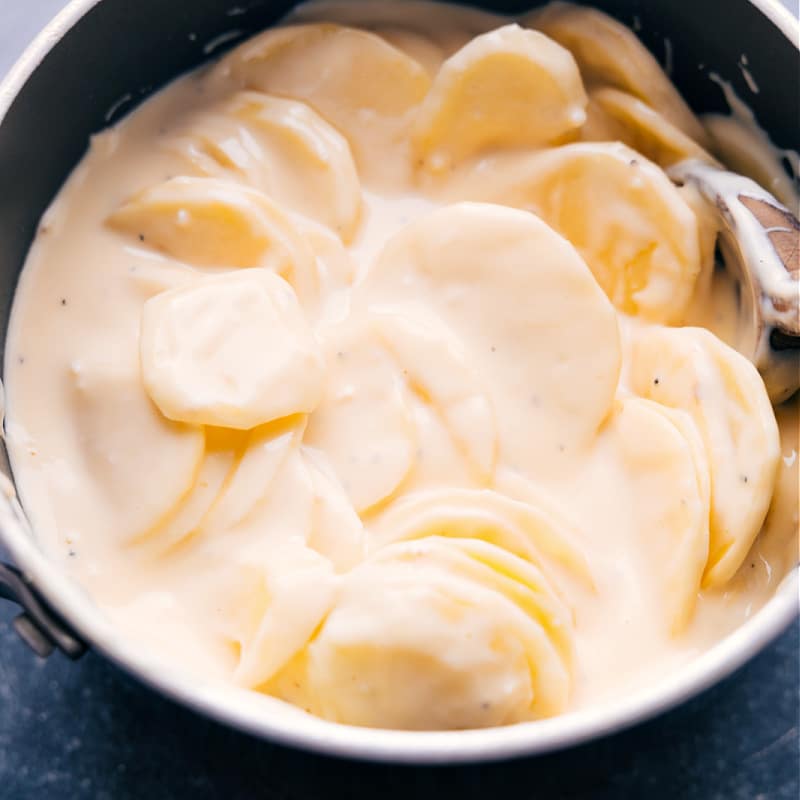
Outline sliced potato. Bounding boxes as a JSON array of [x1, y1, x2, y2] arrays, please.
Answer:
[[582, 88, 715, 168], [140, 269, 324, 429], [213, 24, 431, 183], [613, 397, 710, 633], [287, 0, 505, 55], [134, 427, 243, 556], [220, 542, 338, 690], [371, 487, 594, 589], [524, 2, 708, 145], [412, 24, 587, 171], [108, 177, 315, 285], [200, 415, 306, 535], [169, 93, 362, 242], [447, 143, 701, 323], [304, 447, 366, 571], [229, 92, 361, 240], [167, 114, 265, 184], [304, 321, 417, 513], [372, 307, 496, 482], [374, 27, 448, 76], [630, 326, 781, 586], [301, 535, 572, 728], [69, 359, 204, 545], [360, 202, 621, 470]]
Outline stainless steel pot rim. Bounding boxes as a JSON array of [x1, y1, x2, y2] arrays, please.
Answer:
[[0, 0, 798, 764]]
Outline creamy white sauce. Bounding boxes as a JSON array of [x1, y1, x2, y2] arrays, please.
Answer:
[[4, 0, 798, 731]]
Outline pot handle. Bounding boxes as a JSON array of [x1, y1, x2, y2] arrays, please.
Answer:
[[0, 561, 86, 659]]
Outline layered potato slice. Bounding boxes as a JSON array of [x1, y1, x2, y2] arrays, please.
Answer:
[[630, 327, 781, 587], [140, 269, 324, 429], [212, 23, 431, 183], [370, 488, 594, 589], [69, 358, 204, 545], [613, 397, 711, 634], [198, 416, 306, 537], [372, 307, 497, 483], [411, 24, 587, 170], [581, 88, 715, 168], [281, 536, 574, 728], [168, 92, 362, 242], [524, 2, 708, 145], [304, 448, 367, 571], [287, 0, 506, 66], [373, 27, 450, 76], [446, 143, 702, 323], [133, 427, 241, 556], [304, 320, 417, 513], [107, 177, 316, 283], [360, 202, 621, 469], [215, 541, 338, 690]]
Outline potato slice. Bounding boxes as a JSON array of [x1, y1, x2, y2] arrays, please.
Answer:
[[304, 321, 416, 513], [372, 307, 496, 482], [374, 27, 448, 76], [613, 397, 711, 633], [371, 487, 594, 589], [108, 176, 314, 279], [412, 24, 587, 171], [199, 415, 306, 536], [168, 93, 362, 242], [218, 542, 338, 690], [582, 88, 715, 168], [214, 24, 431, 183], [140, 269, 324, 429], [524, 2, 708, 145], [630, 326, 781, 586], [449, 143, 701, 323], [69, 359, 204, 545], [360, 202, 620, 470], [134, 427, 243, 556], [287, 0, 505, 55], [229, 92, 361, 240], [304, 448, 366, 571], [300, 536, 572, 728]]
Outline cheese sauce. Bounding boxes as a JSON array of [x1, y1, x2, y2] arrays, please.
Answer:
[[4, 1, 798, 730]]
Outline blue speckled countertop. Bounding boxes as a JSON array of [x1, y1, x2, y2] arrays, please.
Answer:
[[1, 2, 798, 797]]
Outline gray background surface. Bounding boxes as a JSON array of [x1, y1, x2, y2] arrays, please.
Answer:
[[1, 1, 798, 798]]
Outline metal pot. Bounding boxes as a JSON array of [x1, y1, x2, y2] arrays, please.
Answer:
[[0, 0, 797, 764]]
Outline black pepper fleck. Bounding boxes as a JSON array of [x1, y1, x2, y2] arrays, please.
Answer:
[[60, 298, 67, 306], [138, 233, 145, 242], [654, 378, 660, 385], [742, 475, 749, 483]]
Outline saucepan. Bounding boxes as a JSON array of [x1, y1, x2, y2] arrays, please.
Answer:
[[0, 0, 797, 764]]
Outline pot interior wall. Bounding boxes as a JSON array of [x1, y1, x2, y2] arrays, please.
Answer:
[[0, 0, 797, 485]]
